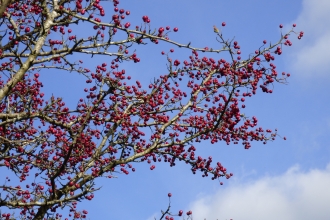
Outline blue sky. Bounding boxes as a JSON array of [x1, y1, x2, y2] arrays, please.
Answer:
[[2, 0, 330, 219]]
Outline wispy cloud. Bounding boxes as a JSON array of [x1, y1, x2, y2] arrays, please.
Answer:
[[285, 0, 330, 78], [188, 164, 330, 220]]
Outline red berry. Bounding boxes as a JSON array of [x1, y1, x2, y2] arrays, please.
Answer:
[[222, 22, 226, 26], [173, 27, 178, 32], [142, 15, 148, 22], [124, 22, 130, 28]]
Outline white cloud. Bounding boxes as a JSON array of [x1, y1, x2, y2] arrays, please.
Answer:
[[289, 32, 330, 76], [285, 0, 330, 77], [188, 164, 330, 220]]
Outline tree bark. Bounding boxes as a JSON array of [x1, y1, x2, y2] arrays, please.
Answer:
[[0, 0, 12, 17], [33, 205, 53, 220], [0, 4, 58, 102]]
